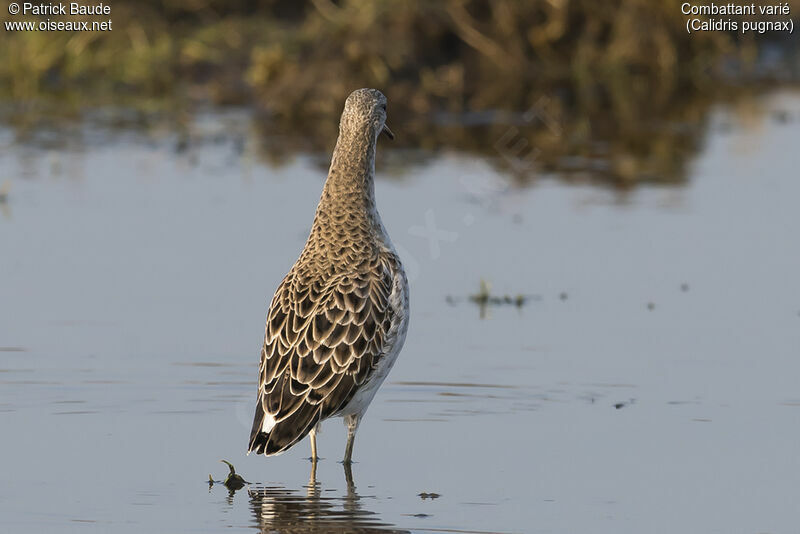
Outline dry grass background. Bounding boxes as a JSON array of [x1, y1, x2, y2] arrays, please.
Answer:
[[1, 0, 797, 185]]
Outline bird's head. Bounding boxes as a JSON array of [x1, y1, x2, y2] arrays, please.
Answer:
[[340, 88, 394, 142]]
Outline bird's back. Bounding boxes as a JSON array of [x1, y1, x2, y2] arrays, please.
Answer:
[[249, 231, 406, 455]]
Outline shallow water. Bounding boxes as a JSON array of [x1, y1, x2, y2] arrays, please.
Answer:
[[1, 90, 799, 534]]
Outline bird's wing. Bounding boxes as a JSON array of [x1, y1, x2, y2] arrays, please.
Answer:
[[248, 254, 400, 455]]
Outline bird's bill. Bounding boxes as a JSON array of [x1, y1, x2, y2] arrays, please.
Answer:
[[382, 123, 395, 140]]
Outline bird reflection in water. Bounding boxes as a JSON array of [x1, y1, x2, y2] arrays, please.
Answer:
[[248, 463, 409, 533]]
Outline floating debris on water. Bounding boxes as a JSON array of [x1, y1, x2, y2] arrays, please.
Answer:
[[470, 279, 491, 306], [614, 399, 636, 409], [208, 460, 249, 491], [445, 280, 535, 317], [680, 283, 690, 292], [559, 291, 568, 301], [647, 302, 656, 311], [467, 280, 532, 317], [221, 460, 248, 489]]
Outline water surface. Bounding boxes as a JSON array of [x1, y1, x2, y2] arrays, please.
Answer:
[[1, 91, 799, 533]]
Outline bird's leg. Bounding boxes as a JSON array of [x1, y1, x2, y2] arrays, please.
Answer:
[[309, 455, 318, 487], [306, 454, 320, 501], [309, 426, 319, 462], [343, 461, 355, 494], [343, 414, 361, 465], [343, 461, 358, 514]]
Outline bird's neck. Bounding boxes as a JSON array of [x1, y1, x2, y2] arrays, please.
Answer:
[[323, 127, 376, 201], [305, 128, 383, 258], [316, 127, 378, 221]]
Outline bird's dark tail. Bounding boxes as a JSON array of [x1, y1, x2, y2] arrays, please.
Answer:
[[248, 400, 321, 456]]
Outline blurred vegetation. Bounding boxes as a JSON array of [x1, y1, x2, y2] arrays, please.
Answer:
[[1, 0, 798, 186]]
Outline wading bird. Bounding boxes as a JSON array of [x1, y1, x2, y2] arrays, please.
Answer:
[[249, 88, 409, 465]]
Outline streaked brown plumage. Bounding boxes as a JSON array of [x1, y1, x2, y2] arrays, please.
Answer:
[[249, 89, 409, 463]]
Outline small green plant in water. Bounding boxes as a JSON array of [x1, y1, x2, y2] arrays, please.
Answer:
[[209, 460, 249, 491], [469, 279, 491, 307], [468, 279, 529, 317]]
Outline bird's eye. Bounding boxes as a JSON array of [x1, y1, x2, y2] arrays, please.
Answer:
[[381, 104, 387, 112]]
